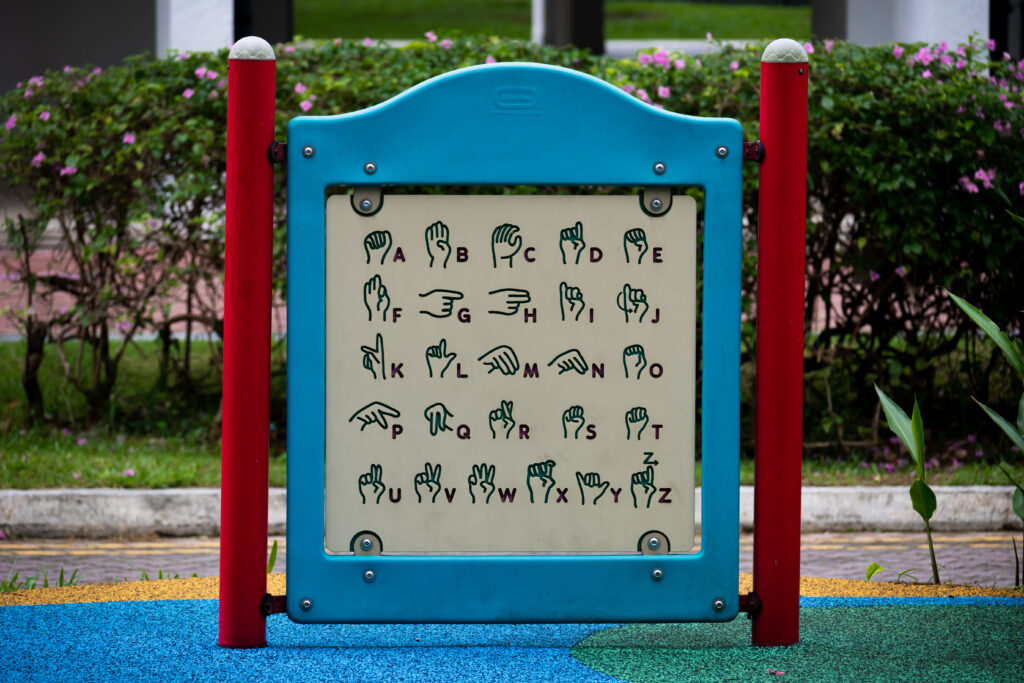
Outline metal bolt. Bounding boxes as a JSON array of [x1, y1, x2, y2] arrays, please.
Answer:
[[652, 161, 666, 175], [302, 145, 314, 159], [364, 161, 377, 175], [715, 145, 729, 159], [712, 598, 726, 612], [651, 568, 664, 582], [649, 198, 663, 211], [360, 537, 373, 550], [647, 537, 661, 550], [300, 597, 313, 611], [363, 569, 376, 583], [359, 198, 373, 212]]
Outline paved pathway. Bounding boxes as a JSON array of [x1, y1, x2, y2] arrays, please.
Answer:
[[2, 531, 1020, 588]]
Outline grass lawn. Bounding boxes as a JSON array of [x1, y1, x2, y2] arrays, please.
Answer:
[[293, 0, 810, 41]]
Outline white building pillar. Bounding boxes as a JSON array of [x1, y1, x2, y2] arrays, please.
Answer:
[[156, 0, 234, 57]]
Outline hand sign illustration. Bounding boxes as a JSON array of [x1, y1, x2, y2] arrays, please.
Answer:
[[488, 400, 516, 439], [559, 221, 586, 265], [478, 345, 520, 375], [623, 228, 649, 264], [562, 405, 586, 439], [468, 463, 496, 503], [548, 348, 587, 375], [414, 462, 443, 503], [359, 333, 385, 380], [358, 464, 386, 504], [423, 402, 454, 435], [631, 465, 657, 509], [425, 338, 457, 378], [363, 230, 393, 265], [363, 274, 391, 322], [349, 401, 400, 431], [487, 288, 531, 315], [616, 283, 649, 322], [491, 223, 522, 268], [424, 221, 451, 268], [527, 459, 556, 503], [625, 406, 649, 440], [558, 281, 585, 321], [576, 471, 610, 505], [418, 288, 464, 318], [623, 344, 648, 379]]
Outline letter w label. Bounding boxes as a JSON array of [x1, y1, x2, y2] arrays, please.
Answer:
[[498, 488, 517, 502]]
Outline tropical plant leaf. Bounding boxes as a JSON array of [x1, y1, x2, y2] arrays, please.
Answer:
[[866, 562, 884, 581], [1013, 488, 1024, 522], [267, 539, 279, 574], [911, 399, 925, 482], [976, 399, 1024, 453], [909, 479, 937, 521], [875, 385, 920, 464], [947, 290, 1024, 382], [1017, 394, 1024, 435]]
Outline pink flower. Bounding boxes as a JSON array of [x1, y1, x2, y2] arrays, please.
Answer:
[[636, 88, 650, 103], [92, 67, 102, 75], [994, 120, 1010, 135], [294, 82, 307, 94], [956, 58, 967, 69], [915, 47, 933, 66], [895, 266, 906, 277], [825, 40, 834, 52], [77, 437, 87, 445], [23, 90, 33, 99], [958, 176, 979, 193], [176, 52, 190, 60], [657, 85, 670, 98], [72, 472, 82, 480], [937, 41, 948, 54], [61, 427, 70, 435], [284, 46, 295, 54], [39, 111, 50, 121], [957, 45, 966, 57], [207, 71, 218, 79], [706, 32, 712, 41], [31, 152, 45, 167], [440, 39, 452, 49], [893, 45, 904, 59], [1019, 181, 1024, 196], [730, 61, 739, 71], [869, 271, 880, 282], [674, 58, 686, 70], [218, 79, 225, 89], [362, 37, 373, 46], [182, 88, 194, 99], [195, 66, 207, 79], [425, 31, 437, 42], [59, 166, 77, 176], [122, 132, 135, 144], [63, 65, 72, 72], [123, 468, 135, 477], [922, 69, 932, 78], [974, 167, 996, 189], [299, 99, 313, 112], [621, 84, 635, 94], [986, 39, 996, 50], [653, 48, 669, 67], [803, 42, 814, 54], [639, 53, 654, 65], [940, 54, 953, 66], [4, 114, 14, 130], [485, 56, 496, 64], [651, 103, 664, 109]]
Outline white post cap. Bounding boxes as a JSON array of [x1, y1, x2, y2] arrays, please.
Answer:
[[762, 38, 809, 64], [229, 36, 276, 61]]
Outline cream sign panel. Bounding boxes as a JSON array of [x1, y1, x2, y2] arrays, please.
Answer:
[[324, 194, 696, 553]]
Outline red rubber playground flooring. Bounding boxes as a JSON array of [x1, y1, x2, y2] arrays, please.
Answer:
[[3, 575, 1022, 681]]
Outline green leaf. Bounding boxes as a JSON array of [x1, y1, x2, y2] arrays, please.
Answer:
[[821, 95, 834, 111], [875, 385, 921, 466], [996, 462, 1024, 498], [909, 479, 937, 521], [947, 290, 1024, 382], [1013, 488, 1024, 523], [911, 399, 925, 481], [975, 399, 1024, 453], [1017, 394, 1024, 435], [865, 562, 884, 581], [267, 539, 279, 574]]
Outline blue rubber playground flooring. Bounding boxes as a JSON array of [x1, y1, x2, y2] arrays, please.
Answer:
[[3, 585, 1023, 681]]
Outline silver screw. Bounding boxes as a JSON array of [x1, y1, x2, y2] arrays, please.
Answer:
[[712, 598, 726, 612], [300, 597, 313, 611], [363, 569, 376, 583], [360, 537, 373, 550], [364, 161, 377, 175], [653, 161, 666, 175], [651, 568, 664, 582], [359, 198, 373, 212], [649, 198, 663, 211], [715, 145, 729, 159], [647, 537, 661, 550], [302, 145, 314, 158]]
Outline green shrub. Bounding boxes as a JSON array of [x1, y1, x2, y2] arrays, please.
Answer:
[[1, 35, 1022, 456]]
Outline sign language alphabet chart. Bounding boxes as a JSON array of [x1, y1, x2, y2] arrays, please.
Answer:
[[325, 194, 697, 553]]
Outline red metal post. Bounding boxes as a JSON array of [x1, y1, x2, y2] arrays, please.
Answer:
[[752, 39, 808, 647], [219, 36, 276, 649]]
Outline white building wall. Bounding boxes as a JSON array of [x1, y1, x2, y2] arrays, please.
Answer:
[[847, 0, 988, 47], [156, 0, 234, 57]]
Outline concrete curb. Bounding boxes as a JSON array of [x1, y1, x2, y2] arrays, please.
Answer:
[[0, 486, 1018, 538]]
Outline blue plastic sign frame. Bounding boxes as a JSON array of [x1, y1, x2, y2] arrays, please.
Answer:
[[286, 63, 741, 623]]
